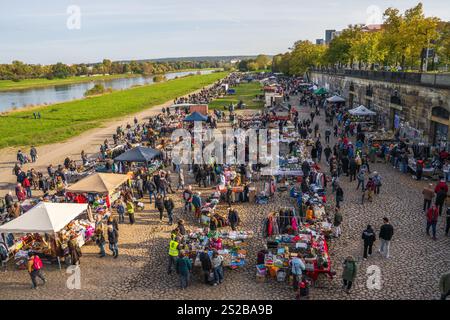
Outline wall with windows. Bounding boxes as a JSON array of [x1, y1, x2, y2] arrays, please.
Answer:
[[310, 71, 450, 144]]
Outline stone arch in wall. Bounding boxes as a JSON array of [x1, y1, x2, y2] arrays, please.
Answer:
[[390, 91, 402, 105]]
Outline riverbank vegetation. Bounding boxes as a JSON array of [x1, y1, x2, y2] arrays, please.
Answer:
[[0, 72, 228, 149], [0, 58, 227, 83], [272, 3, 450, 74], [153, 74, 167, 83], [84, 84, 111, 96]]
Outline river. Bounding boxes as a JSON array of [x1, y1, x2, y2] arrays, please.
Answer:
[[0, 69, 215, 112]]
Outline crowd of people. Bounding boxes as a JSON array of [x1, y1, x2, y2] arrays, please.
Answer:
[[1, 72, 449, 300]]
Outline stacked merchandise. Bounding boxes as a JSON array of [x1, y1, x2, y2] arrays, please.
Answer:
[[11, 218, 95, 269], [179, 228, 253, 270], [200, 193, 220, 227], [59, 219, 95, 248], [257, 223, 333, 285]]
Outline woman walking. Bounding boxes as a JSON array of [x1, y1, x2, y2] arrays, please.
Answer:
[[342, 256, 357, 294]]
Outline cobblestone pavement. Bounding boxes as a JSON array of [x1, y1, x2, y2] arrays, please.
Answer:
[[0, 98, 449, 300]]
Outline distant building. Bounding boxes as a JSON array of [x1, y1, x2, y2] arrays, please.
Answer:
[[325, 30, 336, 44], [362, 24, 383, 32], [316, 39, 325, 45]]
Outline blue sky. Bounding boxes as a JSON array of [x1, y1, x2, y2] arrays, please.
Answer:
[[0, 0, 449, 64]]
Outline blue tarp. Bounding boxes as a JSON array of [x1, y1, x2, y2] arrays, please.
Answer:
[[183, 111, 208, 122]]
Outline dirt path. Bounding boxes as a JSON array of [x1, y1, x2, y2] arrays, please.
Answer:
[[0, 88, 207, 197]]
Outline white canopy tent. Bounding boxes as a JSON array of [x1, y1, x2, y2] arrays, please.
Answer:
[[348, 105, 377, 116], [327, 95, 346, 103], [0, 202, 88, 234]]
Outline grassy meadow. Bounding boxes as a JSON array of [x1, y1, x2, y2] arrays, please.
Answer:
[[0, 72, 228, 148]]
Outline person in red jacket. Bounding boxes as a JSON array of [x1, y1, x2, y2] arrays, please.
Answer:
[[426, 205, 439, 240], [15, 183, 26, 202], [435, 180, 448, 194], [22, 176, 32, 198]]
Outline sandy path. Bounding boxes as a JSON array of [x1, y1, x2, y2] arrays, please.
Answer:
[[0, 87, 208, 197]]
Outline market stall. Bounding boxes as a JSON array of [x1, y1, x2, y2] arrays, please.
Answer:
[[326, 95, 345, 103], [0, 202, 91, 269], [183, 111, 208, 122], [258, 209, 334, 287], [268, 105, 291, 121], [65, 173, 129, 209], [313, 88, 328, 96], [179, 228, 253, 271], [113, 146, 161, 163]]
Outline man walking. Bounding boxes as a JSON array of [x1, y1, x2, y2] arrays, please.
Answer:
[[434, 180, 448, 216], [379, 217, 394, 259], [349, 157, 357, 182], [145, 177, 156, 204], [126, 200, 135, 225], [176, 251, 192, 290], [164, 195, 175, 226], [27, 252, 46, 289], [107, 224, 119, 258], [324, 145, 332, 164], [30, 146, 37, 163], [168, 235, 180, 275], [325, 128, 331, 144], [333, 208, 343, 238], [356, 169, 365, 191], [362, 225, 376, 260], [426, 205, 439, 241], [422, 184, 435, 212]]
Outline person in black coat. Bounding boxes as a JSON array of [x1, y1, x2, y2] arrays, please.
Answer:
[[155, 194, 165, 221], [153, 174, 162, 194], [107, 225, 119, 258], [341, 156, 349, 176], [349, 158, 357, 182], [227, 208, 240, 231], [362, 225, 376, 260], [379, 217, 394, 259], [336, 185, 344, 208], [311, 147, 318, 162], [164, 196, 175, 225], [435, 189, 447, 217], [301, 161, 310, 178], [199, 249, 212, 284]]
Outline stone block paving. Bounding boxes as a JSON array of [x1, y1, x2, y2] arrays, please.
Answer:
[[0, 99, 449, 300]]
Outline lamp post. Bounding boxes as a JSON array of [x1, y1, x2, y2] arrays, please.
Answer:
[[424, 37, 431, 72]]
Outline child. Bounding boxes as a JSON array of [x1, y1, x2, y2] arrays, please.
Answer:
[[366, 178, 376, 202]]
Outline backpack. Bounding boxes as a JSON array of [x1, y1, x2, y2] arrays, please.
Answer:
[[33, 256, 43, 270]]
